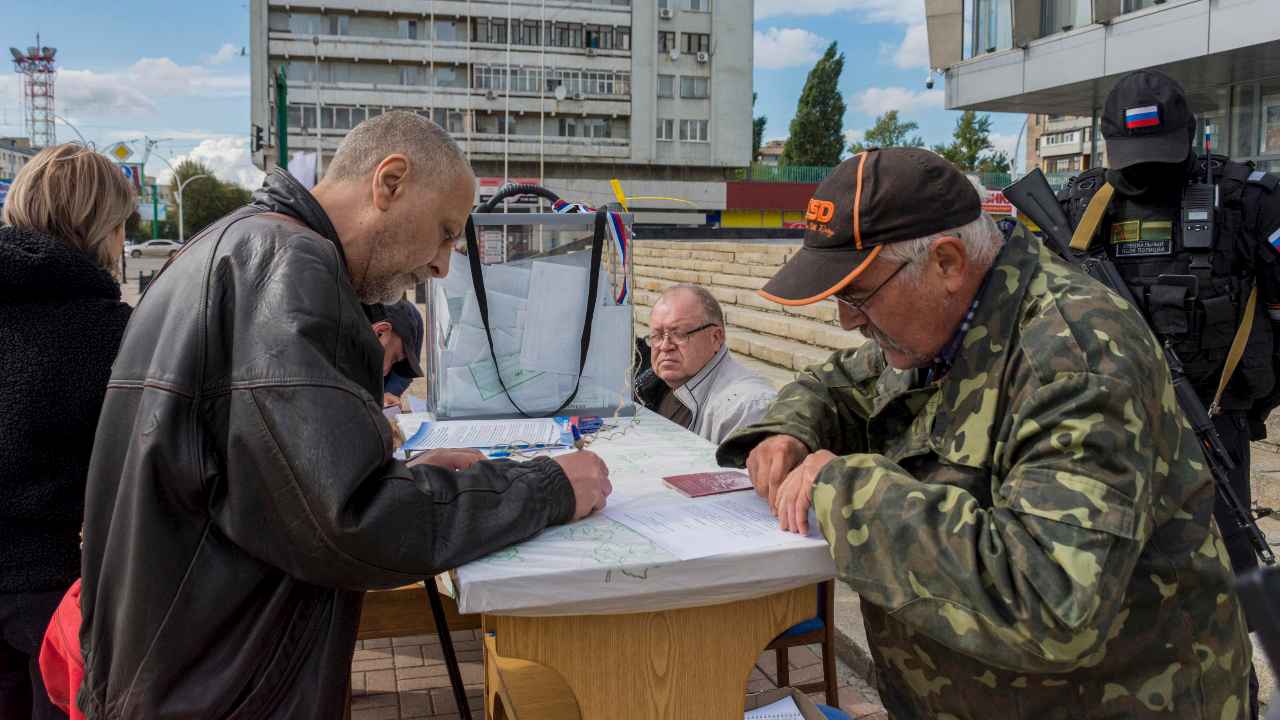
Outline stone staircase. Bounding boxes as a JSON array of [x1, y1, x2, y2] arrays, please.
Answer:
[[630, 240, 866, 388]]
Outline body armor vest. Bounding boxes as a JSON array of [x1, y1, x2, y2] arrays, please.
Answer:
[[1059, 155, 1278, 411]]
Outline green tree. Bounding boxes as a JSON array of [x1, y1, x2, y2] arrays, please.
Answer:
[[932, 110, 1006, 173], [782, 42, 846, 167], [169, 159, 252, 239], [752, 92, 767, 162], [848, 110, 924, 154]]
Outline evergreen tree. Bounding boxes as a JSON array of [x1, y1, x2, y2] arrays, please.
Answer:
[[752, 92, 767, 162], [848, 110, 924, 154], [781, 42, 846, 167], [933, 110, 1006, 173]]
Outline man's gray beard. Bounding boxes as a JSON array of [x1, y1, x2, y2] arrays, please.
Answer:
[[357, 272, 413, 304], [861, 324, 931, 368], [357, 268, 435, 304]]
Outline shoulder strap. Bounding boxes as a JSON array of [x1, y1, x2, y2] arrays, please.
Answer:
[[1211, 286, 1258, 415], [1070, 182, 1115, 252]]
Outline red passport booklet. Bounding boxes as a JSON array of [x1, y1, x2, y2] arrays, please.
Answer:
[[662, 470, 753, 498]]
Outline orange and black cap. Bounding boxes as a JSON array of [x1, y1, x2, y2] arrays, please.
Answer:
[[759, 147, 981, 306]]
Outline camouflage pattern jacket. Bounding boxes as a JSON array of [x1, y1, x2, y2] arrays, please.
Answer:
[[718, 231, 1251, 719]]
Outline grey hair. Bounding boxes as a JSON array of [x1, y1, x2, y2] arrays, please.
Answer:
[[879, 211, 1004, 285], [660, 283, 725, 327], [322, 110, 471, 184]]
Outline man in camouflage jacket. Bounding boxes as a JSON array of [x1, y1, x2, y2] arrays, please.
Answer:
[[718, 148, 1252, 719]]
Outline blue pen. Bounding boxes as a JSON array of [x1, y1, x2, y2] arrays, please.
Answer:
[[570, 424, 584, 449]]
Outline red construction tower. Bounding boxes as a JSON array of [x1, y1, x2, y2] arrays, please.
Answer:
[[9, 35, 57, 148]]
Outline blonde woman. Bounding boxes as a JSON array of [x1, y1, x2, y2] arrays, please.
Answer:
[[0, 144, 134, 720]]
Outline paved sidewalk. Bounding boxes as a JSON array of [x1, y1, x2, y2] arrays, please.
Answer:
[[349, 631, 885, 720]]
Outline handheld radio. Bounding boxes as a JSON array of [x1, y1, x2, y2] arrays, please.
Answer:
[[1182, 122, 1217, 251]]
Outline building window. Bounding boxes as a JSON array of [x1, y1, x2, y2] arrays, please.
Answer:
[[658, 31, 677, 53], [657, 118, 675, 141], [585, 25, 615, 49], [1122, 0, 1159, 11], [682, 33, 710, 54], [515, 20, 541, 46], [967, 0, 1012, 57], [679, 119, 708, 142], [617, 27, 631, 50], [399, 19, 419, 40], [658, 0, 670, 8], [688, 0, 710, 10], [1040, 0, 1089, 37], [657, 74, 674, 98], [679, 76, 709, 98], [473, 18, 508, 44], [328, 14, 349, 36]]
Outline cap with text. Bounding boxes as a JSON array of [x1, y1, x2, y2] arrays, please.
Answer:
[[759, 147, 981, 306]]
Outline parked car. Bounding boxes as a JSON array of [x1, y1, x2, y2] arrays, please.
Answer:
[[128, 239, 182, 258]]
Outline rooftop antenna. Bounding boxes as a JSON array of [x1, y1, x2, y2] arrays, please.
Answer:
[[10, 34, 57, 147]]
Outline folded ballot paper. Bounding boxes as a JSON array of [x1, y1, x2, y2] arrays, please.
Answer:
[[427, 251, 633, 419]]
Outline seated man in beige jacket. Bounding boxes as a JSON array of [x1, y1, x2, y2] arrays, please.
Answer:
[[637, 284, 777, 443]]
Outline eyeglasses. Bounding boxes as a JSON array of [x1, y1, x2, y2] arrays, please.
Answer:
[[832, 261, 910, 312], [648, 322, 718, 346]]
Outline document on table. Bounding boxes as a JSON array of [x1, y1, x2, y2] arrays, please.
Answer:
[[603, 491, 821, 561], [403, 418, 565, 451], [744, 696, 805, 720]]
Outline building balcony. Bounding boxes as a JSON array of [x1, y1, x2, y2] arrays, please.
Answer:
[[937, 0, 1280, 115], [1038, 139, 1086, 157], [283, 128, 631, 161], [269, 33, 631, 71], [1042, 116, 1091, 133], [268, 0, 632, 25], [284, 82, 632, 116]]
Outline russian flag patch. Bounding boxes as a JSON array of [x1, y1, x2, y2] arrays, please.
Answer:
[[1125, 105, 1161, 129], [1270, 227, 1280, 253]]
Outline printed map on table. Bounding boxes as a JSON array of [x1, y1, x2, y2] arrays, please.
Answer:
[[461, 511, 679, 582]]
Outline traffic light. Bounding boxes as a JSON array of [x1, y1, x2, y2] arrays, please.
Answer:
[[251, 124, 264, 154]]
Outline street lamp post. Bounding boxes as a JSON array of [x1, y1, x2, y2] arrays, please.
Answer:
[[174, 173, 211, 242]]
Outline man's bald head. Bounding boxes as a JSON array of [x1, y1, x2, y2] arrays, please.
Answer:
[[323, 111, 470, 185], [311, 111, 476, 304]]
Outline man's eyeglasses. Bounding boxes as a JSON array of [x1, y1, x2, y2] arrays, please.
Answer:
[[648, 323, 718, 346], [832, 261, 911, 311]]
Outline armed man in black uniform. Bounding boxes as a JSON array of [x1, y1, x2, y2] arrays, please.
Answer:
[[1058, 69, 1280, 718]]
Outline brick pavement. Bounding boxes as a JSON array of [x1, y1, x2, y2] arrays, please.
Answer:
[[349, 630, 886, 720]]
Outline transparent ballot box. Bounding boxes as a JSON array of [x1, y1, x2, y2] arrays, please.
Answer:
[[426, 210, 636, 420]]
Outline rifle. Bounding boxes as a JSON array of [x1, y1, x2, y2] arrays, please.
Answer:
[[1004, 169, 1275, 567]]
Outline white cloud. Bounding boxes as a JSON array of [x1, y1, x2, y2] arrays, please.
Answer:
[[888, 23, 930, 70], [153, 136, 265, 190], [205, 43, 241, 65], [753, 28, 829, 70], [755, 0, 922, 25], [988, 131, 1024, 170], [844, 128, 865, 146], [54, 57, 248, 115], [854, 86, 944, 117]]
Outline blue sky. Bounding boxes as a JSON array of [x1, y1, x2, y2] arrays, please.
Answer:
[[1, 0, 1027, 187]]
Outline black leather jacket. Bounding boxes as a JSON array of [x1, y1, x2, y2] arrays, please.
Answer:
[[79, 169, 574, 719]]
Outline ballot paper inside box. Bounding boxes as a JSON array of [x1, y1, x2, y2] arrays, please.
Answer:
[[425, 211, 636, 420]]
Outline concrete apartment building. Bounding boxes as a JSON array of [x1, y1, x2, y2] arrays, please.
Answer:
[[926, 0, 1280, 174], [248, 0, 753, 225], [0, 137, 39, 180], [1025, 113, 1106, 177]]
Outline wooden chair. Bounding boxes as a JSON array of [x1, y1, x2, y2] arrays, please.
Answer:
[[764, 580, 838, 706]]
